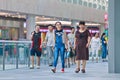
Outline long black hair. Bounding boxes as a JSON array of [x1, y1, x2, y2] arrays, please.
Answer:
[[101, 33, 106, 39], [55, 21, 62, 26]]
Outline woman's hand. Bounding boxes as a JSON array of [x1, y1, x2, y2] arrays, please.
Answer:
[[86, 43, 90, 48], [74, 45, 76, 50]]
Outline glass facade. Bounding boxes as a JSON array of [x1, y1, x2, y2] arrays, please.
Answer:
[[67, 0, 72, 3], [60, 0, 108, 11], [73, 0, 77, 4], [83, 1, 88, 7]]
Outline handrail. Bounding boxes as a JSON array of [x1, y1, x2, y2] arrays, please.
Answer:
[[0, 40, 32, 71], [0, 40, 32, 43]]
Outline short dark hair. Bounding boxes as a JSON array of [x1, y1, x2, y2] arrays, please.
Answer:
[[101, 33, 106, 39], [79, 21, 85, 25], [35, 25, 40, 28], [55, 21, 62, 26], [70, 27, 75, 30], [47, 24, 53, 27]]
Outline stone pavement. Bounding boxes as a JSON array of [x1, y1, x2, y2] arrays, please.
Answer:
[[0, 61, 120, 80]]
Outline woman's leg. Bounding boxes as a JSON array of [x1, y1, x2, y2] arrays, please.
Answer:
[[92, 48, 95, 62], [53, 47, 59, 68], [60, 45, 65, 69], [51, 47, 59, 73], [76, 60, 80, 69], [104, 47, 107, 59], [102, 46, 105, 59], [81, 60, 86, 73], [75, 60, 80, 73], [82, 60, 86, 70], [95, 48, 99, 63], [102, 46, 106, 61]]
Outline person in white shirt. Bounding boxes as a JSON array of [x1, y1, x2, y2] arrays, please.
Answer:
[[90, 33, 101, 63], [67, 27, 75, 64], [45, 24, 55, 66]]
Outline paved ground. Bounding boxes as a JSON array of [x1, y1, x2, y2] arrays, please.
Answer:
[[0, 61, 120, 80]]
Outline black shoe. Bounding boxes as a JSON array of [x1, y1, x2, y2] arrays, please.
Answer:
[[81, 69, 86, 73], [75, 68, 80, 73], [104, 60, 108, 62], [49, 64, 53, 66], [51, 68, 56, 73], [102, 60, 105, 62]]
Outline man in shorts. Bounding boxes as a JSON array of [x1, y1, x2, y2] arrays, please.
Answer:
[[30, 25, 42, 69]]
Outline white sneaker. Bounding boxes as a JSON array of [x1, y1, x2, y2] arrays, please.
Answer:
[[36, 66, 40, 69], [30, 66, 34, 69]]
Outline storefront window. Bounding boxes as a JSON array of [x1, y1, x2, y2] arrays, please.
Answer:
[[93, 4, 97, 8], [10, 28, 19, 40], [97, 0, 100, 3], [73, 0, 77, 4], [83, 1, 87, 7], [78, 0, 82, 5], [67, 0, 72, 3], [0, 28, 9, 40], [88, 2, 92, 8], [0, 27, 19, 40], [102, 6, 106, 10], [61, 0, 66, 2]]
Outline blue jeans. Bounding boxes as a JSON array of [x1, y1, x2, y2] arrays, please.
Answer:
[[102, 46, 107, 59], [53, 45, 65, 68], [46, 46, 54, 65]]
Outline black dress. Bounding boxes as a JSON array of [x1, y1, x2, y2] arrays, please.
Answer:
[[75, 30, 91, 60]]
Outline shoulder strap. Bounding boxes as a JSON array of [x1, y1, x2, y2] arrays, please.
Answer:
[[38, 32, 41, 37], [54, 30, 56, 42]]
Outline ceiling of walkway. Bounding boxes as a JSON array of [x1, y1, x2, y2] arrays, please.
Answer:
[[0, 11, 101, 26]]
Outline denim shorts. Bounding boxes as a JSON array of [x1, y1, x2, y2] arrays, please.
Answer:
[[31, 48, 41, 57]]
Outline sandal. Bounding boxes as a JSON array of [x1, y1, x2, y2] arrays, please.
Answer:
[[81, 69, 85, 73], [75, 68, 80, 73]]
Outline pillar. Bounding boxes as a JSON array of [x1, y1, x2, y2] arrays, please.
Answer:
[[26, 15, 36, 40], [108, 0, 120, 73]]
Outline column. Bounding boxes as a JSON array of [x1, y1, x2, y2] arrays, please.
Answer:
[[26, 15, 36, 40], [108, 0, 120, 73]]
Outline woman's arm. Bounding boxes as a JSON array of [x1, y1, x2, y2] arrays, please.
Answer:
[[86, 30, 91, 48], [86, 36, 91, 48], [74, 38, 77, 49]]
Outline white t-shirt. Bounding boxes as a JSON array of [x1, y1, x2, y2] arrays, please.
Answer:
[[91, 37, 101, 49], [45, 30, 55, 46], [67, 33, 75, 48]]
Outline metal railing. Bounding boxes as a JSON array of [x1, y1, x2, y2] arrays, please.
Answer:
[[0, 40, 101, 70], [0, 40, 32, 70]]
